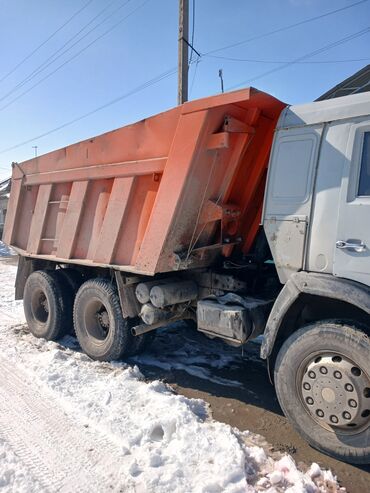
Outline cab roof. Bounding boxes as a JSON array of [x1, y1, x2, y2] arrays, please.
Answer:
[[277, 91, 370, 129]]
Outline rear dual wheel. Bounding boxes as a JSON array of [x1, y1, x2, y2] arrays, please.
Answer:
[[24, 271, 154, 360], [73, 278, 154, 361], [73, 279, 132, 361], [23, 269, 74, 340], [275, 321, 370, 464]]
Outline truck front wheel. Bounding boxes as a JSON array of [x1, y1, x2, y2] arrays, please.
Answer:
[[73, 278, 134, 361], [275, 321, 370, 464]]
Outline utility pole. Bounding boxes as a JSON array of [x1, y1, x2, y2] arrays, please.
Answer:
[[178, 0, 189, 105], [218, 69, 224, 93]]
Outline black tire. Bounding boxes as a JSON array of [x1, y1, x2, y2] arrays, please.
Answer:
[[23, 270, 72, 341], [73, 278, 134, 361], [275, 321, 370, 464]]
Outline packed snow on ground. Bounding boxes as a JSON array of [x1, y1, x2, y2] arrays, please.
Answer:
[[0, 438, 43, 493], [0, 263, 345, 493]]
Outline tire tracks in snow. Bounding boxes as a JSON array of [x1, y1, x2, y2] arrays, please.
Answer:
[[0, 355, 129, 492]]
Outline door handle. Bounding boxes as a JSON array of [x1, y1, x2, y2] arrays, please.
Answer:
[[336, 240, 366, 252]]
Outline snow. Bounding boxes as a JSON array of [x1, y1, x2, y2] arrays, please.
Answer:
[[0, 262, 345, 493], [0, 439, 43, 493]]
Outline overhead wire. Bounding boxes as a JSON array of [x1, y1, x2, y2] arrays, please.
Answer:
[[1, 1, 369, 158], [228, 27, 370, 90], [0, 0, 131, 104], [188, 0, 200, 96], [0, 0, 95, 84], [204, 54, 370, 65], [192, 0, 369, 94], [0, 0, 151, 113], [188, 0, 196, 66], [1, 21, 368, 158], [2, 0, 365, 110], [0, 66, 177, 156], [190, 56, 201, 96], [204, 0, 369, 56], [0, 58, 204, 160], [2, 0, 367, 105], [1, 59, 206, 160]]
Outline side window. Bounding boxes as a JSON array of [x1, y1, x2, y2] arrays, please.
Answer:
[[264, 129, 320, 218], [358, 132, 370, 196]]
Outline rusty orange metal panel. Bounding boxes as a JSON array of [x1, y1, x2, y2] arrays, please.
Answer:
[[27, 184, 53, 254], [2, 178, 22, 245], [135, 109, 210, 273], [56, 181, 89, 259], [4, 88, 286, 275], [113, 175, 160, 267], [93, 176, 136, 264]]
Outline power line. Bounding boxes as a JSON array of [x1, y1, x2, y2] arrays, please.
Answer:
[[188, 0, 196, 66], [0, 0, 123, 102], [204, 0, 369, 56], [1, 0, 364, 112], [0, 0, 94, 84], [228, 27, 370, 90], [205, 54, 370, 65], [0, 0, 151, 113], [0, 0, 130, 104], [186, 0, 369, 94], [1, 3, 369, 159], [190, 56, 201, 96], [1, 25, 369, 157], [0, 66, 177, 156]]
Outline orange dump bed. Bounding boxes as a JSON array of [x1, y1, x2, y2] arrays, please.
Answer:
[[4, 88, 286, 275]]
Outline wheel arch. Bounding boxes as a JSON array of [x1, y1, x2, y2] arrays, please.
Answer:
[[261, 271, 370, 365]]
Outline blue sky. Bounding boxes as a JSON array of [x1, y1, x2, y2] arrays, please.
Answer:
[[0, 0, 369, 178]]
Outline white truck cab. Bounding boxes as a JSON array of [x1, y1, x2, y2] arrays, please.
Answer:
[[261, 92, 370, 465]]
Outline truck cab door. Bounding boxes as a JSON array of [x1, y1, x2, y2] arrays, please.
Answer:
[[334, 121, 370, 285]]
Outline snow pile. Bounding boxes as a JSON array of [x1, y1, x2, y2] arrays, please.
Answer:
[[0, 264, 345, 493]]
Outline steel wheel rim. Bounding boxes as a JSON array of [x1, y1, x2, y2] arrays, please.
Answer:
[[83, 297, 111, 342], [297, 351, 370, 435], [31, 288, 49, 324]]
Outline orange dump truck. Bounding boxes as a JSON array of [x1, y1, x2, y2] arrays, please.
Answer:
[[5, 88, 370, 464]]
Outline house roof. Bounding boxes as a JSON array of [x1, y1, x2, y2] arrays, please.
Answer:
[[0, 178, 11, 197], [316, 64, 370, 101]]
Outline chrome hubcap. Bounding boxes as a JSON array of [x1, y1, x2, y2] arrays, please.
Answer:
[[301, 353, 370, 430]]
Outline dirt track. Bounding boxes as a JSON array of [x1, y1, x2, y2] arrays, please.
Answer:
[[132, 325, 370, 493]]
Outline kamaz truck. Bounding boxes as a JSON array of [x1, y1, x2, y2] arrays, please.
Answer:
[[4, 88, 370, 464]]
